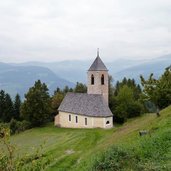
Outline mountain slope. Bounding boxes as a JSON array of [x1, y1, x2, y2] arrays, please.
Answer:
[[10, 106, 171, 170], [12, 60, 92, 83], [114, 54, 171, 82], [13, 54, 171, 83], [0, 63, 74, 98]]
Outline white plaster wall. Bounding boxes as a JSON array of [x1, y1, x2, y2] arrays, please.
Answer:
[[55, 112, 113, 129]]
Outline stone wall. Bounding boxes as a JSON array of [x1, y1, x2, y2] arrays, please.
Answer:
[[87, 70, 109, 105]]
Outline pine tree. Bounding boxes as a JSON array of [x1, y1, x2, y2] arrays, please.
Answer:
[[114, 81, 120, 96], [74, 82, 87, 93], [0, 90, 6, 121], [13, 94, 21, 120], [63, 86, 69, 94], [21, 80, 51, 126], [113, 78, 142, 100], [3, 93, 14, 122], [54, 87, 61, 95]]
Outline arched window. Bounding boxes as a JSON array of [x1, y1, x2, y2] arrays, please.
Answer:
[[106, 121, 110, 124], [76, 116, 78, 123], [69, 114, 71, 121], [85, 118, 87, 125], [101, 74, 104, 85], [91, 74, 94, 85]]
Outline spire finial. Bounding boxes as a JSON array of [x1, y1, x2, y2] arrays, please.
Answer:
[[97, 48, 99, 57]]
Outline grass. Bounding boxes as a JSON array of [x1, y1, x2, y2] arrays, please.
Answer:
[[10, 105, 171, 170]]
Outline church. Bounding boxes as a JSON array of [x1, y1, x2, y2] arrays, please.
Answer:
[[54, 51, 113, 128]]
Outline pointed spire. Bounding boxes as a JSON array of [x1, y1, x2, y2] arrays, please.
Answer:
[[88, 49, 108, 71], [97, 48, 99, 57]]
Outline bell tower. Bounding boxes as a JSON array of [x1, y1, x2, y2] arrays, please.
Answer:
[[87, 49, 109, 105]]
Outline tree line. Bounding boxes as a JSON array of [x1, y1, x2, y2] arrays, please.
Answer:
[[0, 92, 21, 122], [0, 81, 87, 133], [0, 66, 171, 132]]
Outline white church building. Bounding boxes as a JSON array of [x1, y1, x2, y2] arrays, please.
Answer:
[[55, 51, 113, 128]]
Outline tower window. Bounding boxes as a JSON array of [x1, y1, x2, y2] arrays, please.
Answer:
[[101, 74, 104, 85], [91, 74, 94, 85], [76, 116, 78, 123], [85, 118, 87, 125]]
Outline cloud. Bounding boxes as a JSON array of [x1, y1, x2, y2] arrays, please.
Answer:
[[0, 0, 171, 62]]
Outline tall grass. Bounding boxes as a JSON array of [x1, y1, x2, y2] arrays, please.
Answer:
[[88, 129, 171, 171]]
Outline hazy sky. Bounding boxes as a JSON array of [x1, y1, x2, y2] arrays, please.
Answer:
[[0, 0, 171, 63]]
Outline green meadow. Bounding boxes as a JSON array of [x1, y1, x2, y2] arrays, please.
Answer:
[[10, 106, 171, 170]]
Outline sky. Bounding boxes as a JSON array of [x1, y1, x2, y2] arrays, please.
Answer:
[[0, 0, 171, 63]]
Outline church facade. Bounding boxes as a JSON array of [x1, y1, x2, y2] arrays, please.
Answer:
[[54, 52, 113, 129]]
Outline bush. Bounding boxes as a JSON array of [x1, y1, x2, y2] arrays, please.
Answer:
[[127, 102, 143, 118], [10, 118, 18, 134], [114, 104, 128, 123], [10, 119, 31, 134], [0, 122, 9, 132]]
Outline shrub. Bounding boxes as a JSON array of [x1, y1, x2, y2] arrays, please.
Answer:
[[10, 119, 31, 134], [0, 126, 15, 171], [127, 102, 143, 118], [0, 122, 9, 132], [10, 118, 18, 134], [114, 104, 128, 124]]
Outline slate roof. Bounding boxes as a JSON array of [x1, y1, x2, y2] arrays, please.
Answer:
[[88, 56, 108, 71], [58, 93, 113, 117]]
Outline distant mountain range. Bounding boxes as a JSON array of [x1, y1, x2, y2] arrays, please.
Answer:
[[0, 54, 171, 98], [12, 58, 145, 83], [114, 54, 171, 82], [12, 54, 171, 83], [0, 63, 74, 98]]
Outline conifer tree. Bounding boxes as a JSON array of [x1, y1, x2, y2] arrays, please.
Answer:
[[3, 93, 14, 122], [74, 82, 87, 93], [21, 80, 51, 126], [63, 86, 69, 94], [0, 90, 6, 121], [13, 94, 21, 120]]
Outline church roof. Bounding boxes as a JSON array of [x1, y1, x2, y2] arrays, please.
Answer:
[[58, 93, 113, 117], [88, 56, 108, 71]]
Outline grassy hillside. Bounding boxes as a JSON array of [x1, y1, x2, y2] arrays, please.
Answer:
[[11, 106, 171, 170]]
